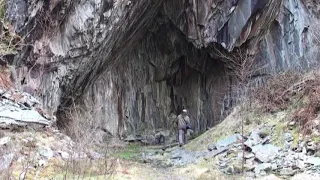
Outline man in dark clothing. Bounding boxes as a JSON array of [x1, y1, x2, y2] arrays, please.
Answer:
[[177, 109, 191, 147]]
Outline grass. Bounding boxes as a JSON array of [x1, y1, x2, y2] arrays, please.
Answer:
[[312, 135, 320, 144], [185, 107, 243, 151], [271, 121, 287, 147], [114, 143, 141, 160], [185, 106, 290, 151], [175, 160, 246, 180], [0, 0, 5, 19], [9, 155, 115, 179]]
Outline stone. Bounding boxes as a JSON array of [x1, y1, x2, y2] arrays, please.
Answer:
[[245, 171, 256, 178], [244, 158, 257, 171], [0, 109, 50, 125], [292, 173, 320, 180], [208, 144, 217, 151], [155, 133, 166, 144], [258, 174, 281, 180], [296, 160, 305, 170], [215, 134, 242, 150], [204, 147, 229, 160], [279, 168, 296, 176], [219, 161, 228, 168], [252, 144, 279, 163], [124, 135, 137, 142], [0, 136, 10, 146], [168, 148, 199, 166], [18, 92, 41, 107], [0, 153, 14, 171], [38, 147, 54, 159], [306, 141, 316, 155], [38, 159, 47, 167], [145, 135, 156, 145], [58, 151, 70, 160], [3, 0, 318, 149], [284, 133, 294, 142], [88, 151, 102, 160], [244, 130, 263, 149], [245, 153, 255, 159], [271, 163, 278, 170], [305, 157, 320, 166], [254, 163, 272, 175], [289, 121, 296, 126], [72, 151, 87, 160], [226, 164, 241, 175], [259, 170, 267, 176], [303, 147, 308, 155]]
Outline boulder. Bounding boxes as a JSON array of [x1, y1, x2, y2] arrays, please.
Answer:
[[0, 136, 10, 146], [38, 147, 54, 159], [0, 109, 50, 125], [0, 153, 14, 171], [258, 174, 282, 180], [306, 141, 316, 155], [279, 168, 296, 176], [284, 133, 294, 142], [292, 173, 320, 180], [226, 164, 242, 175], [254, 163, 272, 175], [204, 147, 229, 160], [124, 135, 138, 142], [305, 157, 320, 166], [58, 151, 70, 160], [208, 144, 217, 151], [215, 134, 242, 150], [245, 129, 270, 150], [252, 144, 279, 163]]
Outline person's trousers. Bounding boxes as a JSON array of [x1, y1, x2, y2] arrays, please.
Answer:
[[178, 129, 187, 145]]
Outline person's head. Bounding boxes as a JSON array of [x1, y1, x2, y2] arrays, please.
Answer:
[[182, 109, 188, 116]]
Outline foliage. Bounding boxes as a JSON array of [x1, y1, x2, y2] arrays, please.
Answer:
[[255, 70, 320, 135], [0, 0, 22, 59]]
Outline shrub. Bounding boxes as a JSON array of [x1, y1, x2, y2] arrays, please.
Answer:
[[255, 70, 320, 135]]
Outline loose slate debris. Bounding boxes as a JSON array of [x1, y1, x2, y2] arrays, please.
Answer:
[[0, 90, 51, 128]]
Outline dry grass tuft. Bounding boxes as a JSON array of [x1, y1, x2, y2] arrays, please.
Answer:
[[254, 70, 303, 112]]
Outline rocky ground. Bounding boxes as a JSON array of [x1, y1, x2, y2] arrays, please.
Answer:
[[2, 85, 320, 179], [136, 106, 320, 180], [0, 89, 188, 179]]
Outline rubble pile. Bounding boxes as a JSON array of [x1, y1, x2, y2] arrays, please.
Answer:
[[141, 123, 320, 179], [0, 89, 103, 179]]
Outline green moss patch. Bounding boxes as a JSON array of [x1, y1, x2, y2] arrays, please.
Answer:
[[113, 143, 141, 160]]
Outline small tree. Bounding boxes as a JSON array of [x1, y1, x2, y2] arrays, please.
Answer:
[[212, 45, 260, 173]]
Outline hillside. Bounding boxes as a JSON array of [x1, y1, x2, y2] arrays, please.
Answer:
[[137, 70, 320, 179]]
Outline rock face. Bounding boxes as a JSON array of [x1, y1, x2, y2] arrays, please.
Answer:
[[4, 0, 320, 137]]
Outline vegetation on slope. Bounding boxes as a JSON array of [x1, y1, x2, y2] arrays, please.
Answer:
[[186, 70, 320, 152]]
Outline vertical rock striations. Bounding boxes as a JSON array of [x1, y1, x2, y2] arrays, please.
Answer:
[[3, 0, 320, 138]]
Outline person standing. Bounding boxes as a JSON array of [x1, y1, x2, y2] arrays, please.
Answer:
[[177, 109, 191, 147]]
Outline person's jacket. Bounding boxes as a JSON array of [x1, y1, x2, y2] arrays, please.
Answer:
[[177, 114, 190, 130]]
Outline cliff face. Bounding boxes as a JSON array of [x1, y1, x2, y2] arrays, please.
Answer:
[[82, 16, 229, 137], [4, 0, 319, 138]]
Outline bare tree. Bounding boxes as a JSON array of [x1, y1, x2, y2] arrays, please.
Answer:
[[211, 45, 260, 173]]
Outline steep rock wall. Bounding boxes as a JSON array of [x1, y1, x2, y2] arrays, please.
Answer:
[[82, 16, 229, 137], [6, 0, 163, 118], [4, 0, 320, 138], [257, 0, 314, 73], [81, 0, 319, 137]]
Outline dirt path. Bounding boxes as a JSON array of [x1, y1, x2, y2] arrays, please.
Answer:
[[112, 160, 192, 180]]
